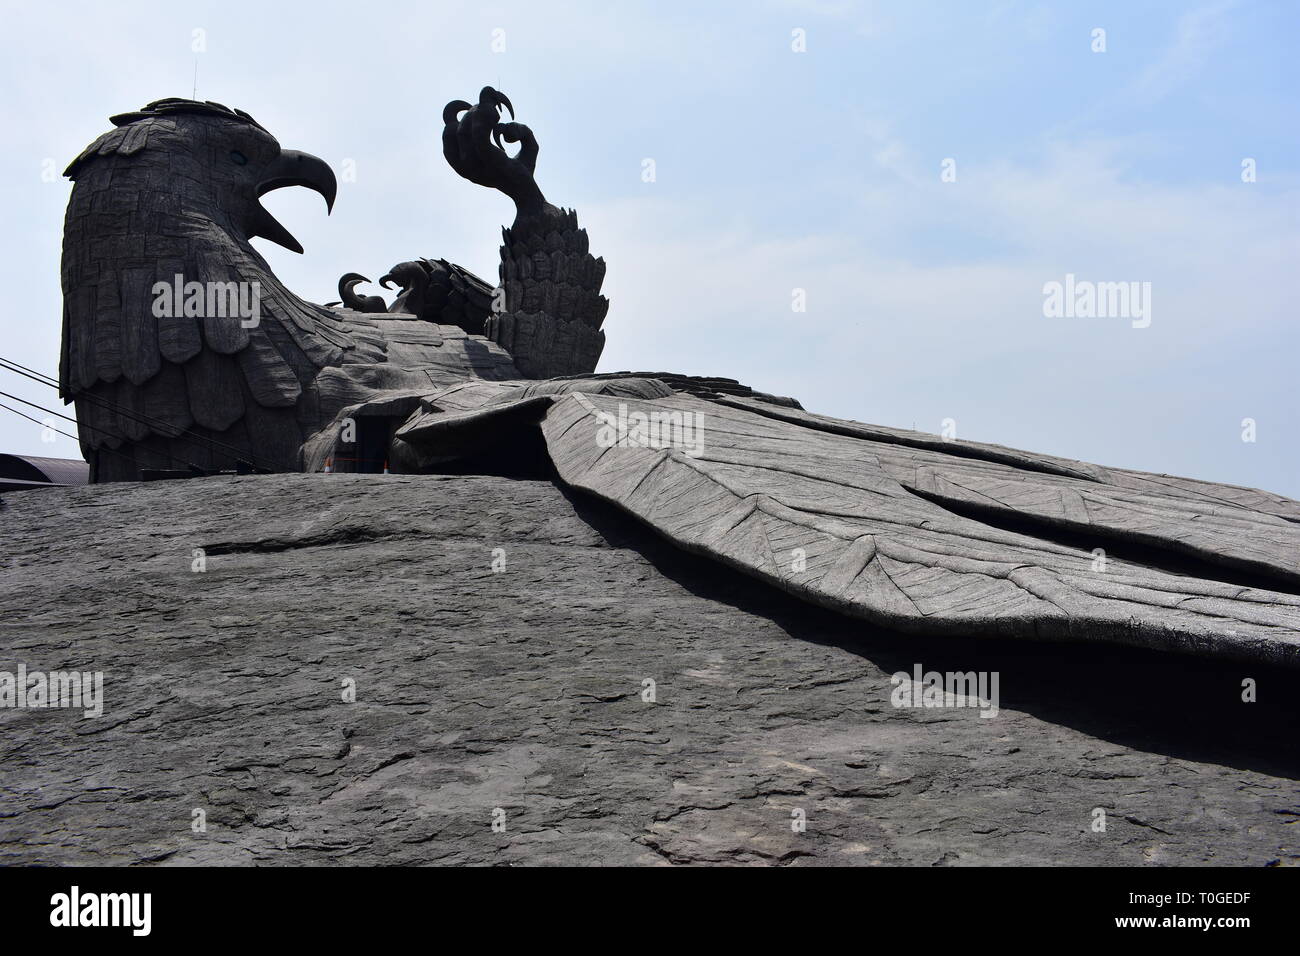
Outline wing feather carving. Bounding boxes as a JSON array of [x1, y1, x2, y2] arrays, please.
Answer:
[[528, 391, 1300, 665]]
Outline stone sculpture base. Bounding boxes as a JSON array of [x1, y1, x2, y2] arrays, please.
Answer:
[[1, 474, 1296, 865]]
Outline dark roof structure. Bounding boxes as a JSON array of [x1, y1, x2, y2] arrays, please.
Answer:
[[0, 453, 88, 490]]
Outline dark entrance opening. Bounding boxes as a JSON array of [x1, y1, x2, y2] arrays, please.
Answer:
[[349, 416, 394, 473]]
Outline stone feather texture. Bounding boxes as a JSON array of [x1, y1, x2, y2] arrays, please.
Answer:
[[481, 205, 608, 379]]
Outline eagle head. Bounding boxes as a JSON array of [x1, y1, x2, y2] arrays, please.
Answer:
[[59, 99, 354, 480], [65, 98, 336, 256]]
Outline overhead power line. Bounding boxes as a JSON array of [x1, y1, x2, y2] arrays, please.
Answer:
[[0, 386, 208, 473], [0, 354, 275, 472], [0, 397, 180, 475]]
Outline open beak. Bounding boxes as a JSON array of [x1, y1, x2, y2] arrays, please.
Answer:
[[249, 149, 337, 254]]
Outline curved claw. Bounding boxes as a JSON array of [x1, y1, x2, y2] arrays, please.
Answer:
[[479, 85, 514, 120], [495, 123, 524, 144], [493, 122, 538, 173], [442, 100, 471, 126], [338, 273, 389, 313]]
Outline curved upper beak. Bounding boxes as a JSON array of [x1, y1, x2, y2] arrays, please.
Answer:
[[249, 149, 337, 254]]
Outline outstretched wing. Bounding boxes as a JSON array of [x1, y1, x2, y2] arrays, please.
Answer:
[[712, 396, 1300, 587], [388, 379, 1300, 666]]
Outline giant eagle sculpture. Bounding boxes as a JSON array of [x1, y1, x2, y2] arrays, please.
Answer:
[[58, 90, 1300, 667]]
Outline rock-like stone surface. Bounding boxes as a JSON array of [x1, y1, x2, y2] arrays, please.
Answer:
[[1, 474, 1296, 865]]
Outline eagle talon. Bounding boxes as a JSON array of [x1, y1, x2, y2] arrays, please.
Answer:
[[443, 88, 543, 210]]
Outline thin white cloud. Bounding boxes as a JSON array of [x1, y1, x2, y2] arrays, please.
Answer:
[[1130, 0, 1240, 105]]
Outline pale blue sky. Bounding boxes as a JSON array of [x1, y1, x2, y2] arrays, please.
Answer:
[[1, 0, 1295, 494]]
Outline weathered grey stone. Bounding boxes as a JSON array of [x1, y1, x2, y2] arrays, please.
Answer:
[[1, 474, 1295, 865]]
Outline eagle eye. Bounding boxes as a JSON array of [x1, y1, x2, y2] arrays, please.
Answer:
[[229, 150, 249, 166]]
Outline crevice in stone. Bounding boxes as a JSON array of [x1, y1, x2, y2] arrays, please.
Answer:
[[906, 487, 1300, 596], [204, 526, 392, 555]]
